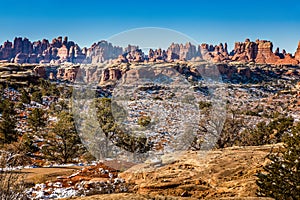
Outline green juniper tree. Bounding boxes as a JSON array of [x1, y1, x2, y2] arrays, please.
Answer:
[[31, 90, 43, 104], [28, 108, 47, 132], [0, 99, 18, 144], [42, 111, 85, 164], [256, 122, 300, 199], [20, 89, 30, 104]]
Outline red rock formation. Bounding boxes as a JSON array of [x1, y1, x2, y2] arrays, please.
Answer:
[[14, 53, 28, 64], [276, 53, 298, 65], [13, 37, 23, 54], [294, 41, 300, 61], [166, 42, 199, 61], [33, 39, 49, 55], [51, 37, 63, 48], [100, 68, 122, 84], [58, 45, 69, 60], [229, 39, 299, 65], [22, 38, 33, 54], [0, 41, 13, 60], [231, 39, 257, 62], [63, 66, 79, 81], [1, 36, 300, 65], [28, 54, 37, 64], [148, 48, 167, 62], [255, 40, 279, 64], [33, 66, 47, 78], [88, 41, 123, 63]]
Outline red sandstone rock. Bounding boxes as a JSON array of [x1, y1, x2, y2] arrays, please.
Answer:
[[14, 53, 28, 64], [33, 66, 47, 78], [0, 41, 13, 60], [88, 40, 123, 63], [231, 39, 257, 62], [166, 42, 199, 61], [58, 45, 69, 60], [1, 37, 300, 65], [100, 68, 122, 84], [276, 53, 298, 65], [294, 41, 300, 61], [255, 40, 279, 64]]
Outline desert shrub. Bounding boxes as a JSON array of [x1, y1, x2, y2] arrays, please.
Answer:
[[198, 101, 212, 110], [138, 115, 151, 127], [28, 108, 48, 132], [20, 89, 30, 104], [0, 152, 28, 200], [1, 141, 33, 167]]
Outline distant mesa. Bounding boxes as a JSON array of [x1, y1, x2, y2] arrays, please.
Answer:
[[1, 36, 300, 65]]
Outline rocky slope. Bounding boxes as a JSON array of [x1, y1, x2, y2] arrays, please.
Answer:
[[71, 144, 280, 200], [1, 36, 300, 65]]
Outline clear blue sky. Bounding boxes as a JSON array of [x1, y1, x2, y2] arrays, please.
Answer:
[[1, 0, 300, 53]]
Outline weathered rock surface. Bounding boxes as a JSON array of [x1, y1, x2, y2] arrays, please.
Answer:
[[118, 144, 280, 199], [87, 40, 123, 63], [231, 39, 299, 65], [165, 42, 200, 61], [0, 36, 87, 64], [294, 41, 300, 62], [30, 61, 300, 86], [0, 63, 39, 84], [72, 145, 278, 200]]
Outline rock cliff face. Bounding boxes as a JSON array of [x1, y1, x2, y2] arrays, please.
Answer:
[[231, 39, 257, 62], [199, 43, 229, 62], [166, 42, 200, 61], [87, 41, 123, 63], [255, 40, 278, 64], [231, 39, 299, 65], [1, 37, 300, 65], [31, 60, 300, 87], [0, 36, 87, 64], [117, 45, 145, 63], [148, 48, 168, 62], [294, 41, 300, 62]]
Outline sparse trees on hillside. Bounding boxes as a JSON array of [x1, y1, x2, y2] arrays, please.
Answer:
[[95, 98, 153, 156], [216, 108, 246, 148], [239, 115, 294, 146]]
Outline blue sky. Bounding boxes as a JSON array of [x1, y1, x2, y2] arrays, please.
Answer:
[[1, 0, 300, 52]]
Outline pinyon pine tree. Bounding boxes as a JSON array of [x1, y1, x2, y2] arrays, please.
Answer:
[[256, 122, 300, 199], [0, 99, 18, 144]]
